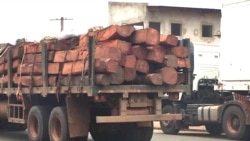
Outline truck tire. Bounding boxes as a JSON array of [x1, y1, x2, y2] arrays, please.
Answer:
[[160, 105, 180, 134], [27, 106, 50, 141], [137, 125, 153, 141], [49, 106, 69, 141], [222, 106, 250, 140], [205, 123, 223, 135]]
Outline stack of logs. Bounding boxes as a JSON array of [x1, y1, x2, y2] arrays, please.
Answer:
[[0, 24, 190, 87]]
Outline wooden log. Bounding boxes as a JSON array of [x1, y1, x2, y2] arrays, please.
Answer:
[[97, 39, 132, 55], [145, 73, 163, 85], [11, 46, 24, 59], [163, 55, 178, 68], [132, 45, 148, 60], [136, 60, 149, 74], [171, 46, 189, 58], [160, 34, 178, 46], [25, 39, 73, 54], [124, 67, 136, 81], [95, 58, 119, 73], [160, 67, 178, 85], [18, 63, 60, 75], [110, 66, 124, 85], [177, 73, 186, 84], [53, 50, 79, 62], [0, 59, 20, 73], [177, 58, 191, 68], [23, 52, 54, 63], [95, 74, 111, 86], [13, 75, 57, 86], [120, 54, 137, 68], [79, 34, 88, 48], [95, 25, 135, 42], [130, 28, 160, 46], [62, 60, 87, 75], [95, 45, 121, 62], [59, 75, 89, 86], [146, 46, 165, 64]]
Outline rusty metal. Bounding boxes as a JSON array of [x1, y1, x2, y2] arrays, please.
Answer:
[[0, 100, 8, 119], [128, 94, 153, 107], [96, 114, 182, 123], [66, 95, 90, 138], [41, 42, 48, 97], [6, 48, 12, 96]]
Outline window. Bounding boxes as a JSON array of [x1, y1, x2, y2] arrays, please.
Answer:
[[202, 25, 213, 37], [171, 23, 182, 36], [149, 22, 161, 33]]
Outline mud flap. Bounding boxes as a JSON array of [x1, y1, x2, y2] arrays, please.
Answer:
[[66, 95, 90, 138]]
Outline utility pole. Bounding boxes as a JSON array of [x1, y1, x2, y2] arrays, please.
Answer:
[[50, 17, 73, 32]]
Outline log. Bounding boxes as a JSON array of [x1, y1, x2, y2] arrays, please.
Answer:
[[124, 67, 136, 81], [59, 75, 89, 86], [136, 60, 149, 74], [62, 60, 87, 75], [132, 45, 148, 60], [171, 46, 189, 58], [23, 52, 54, 63], [163, 55, 178, 68], [121, 54, 137, 68], [95, 74, 111, 86], [97, 39, 132, 55], [18, 63, 60, 75], [146, 46, 165, 64], [145, 73, 163, 85], [25, 39, 73, 54], [160, 67, 178, 85], [79, 34, 88, 48], [130, 28, 160, 46], [13, 75, 57, 86], [177, 58, 191, 68], [95, 58, 119, 73], [177, 73, 186, 84], [110, 66, 124, 85], [53, 50, 79, 62], [160, 34, 178, 46], [95, 45, 121, 62], [0, 59, 20, 73], [11, 46, 24, 59], [95, 25, 135, 42]]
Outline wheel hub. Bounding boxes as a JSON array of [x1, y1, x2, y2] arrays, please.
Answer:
[[231, 116, 240, 131]]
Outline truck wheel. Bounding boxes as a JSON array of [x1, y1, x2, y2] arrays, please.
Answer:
[[222, 106, 250, 140], [205, 123, 223, 135], [160, 105, 180, 134], [137, 124, 153, 141], [49, 106, 69, 141], [27, 106, 50, 141]]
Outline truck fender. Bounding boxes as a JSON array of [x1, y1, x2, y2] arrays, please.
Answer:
[[219, 100, 250, 125]]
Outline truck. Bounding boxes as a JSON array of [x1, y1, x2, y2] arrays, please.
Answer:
[[0, 25, 192, 141], [160, 0, 250, 140]]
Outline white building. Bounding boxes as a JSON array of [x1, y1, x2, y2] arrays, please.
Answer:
[[109, 2, 221, 44]]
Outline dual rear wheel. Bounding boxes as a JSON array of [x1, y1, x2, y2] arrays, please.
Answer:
[[27, 106, 87, 141]]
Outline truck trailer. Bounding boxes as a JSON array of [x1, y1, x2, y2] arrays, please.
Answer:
[[0, 25, 192, 141], [160, 0, 250, 140]]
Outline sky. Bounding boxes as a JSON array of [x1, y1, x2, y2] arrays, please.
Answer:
[[0, 0, 222, 44]]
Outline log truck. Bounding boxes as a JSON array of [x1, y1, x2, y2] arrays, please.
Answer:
[[160, 0, 250, 140], [0, 25, 192, 141]]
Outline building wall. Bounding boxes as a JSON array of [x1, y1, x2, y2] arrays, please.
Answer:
[[148, 7, 221, 44], [109, 2, 148, 25], [109, 2, 221, 44]]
